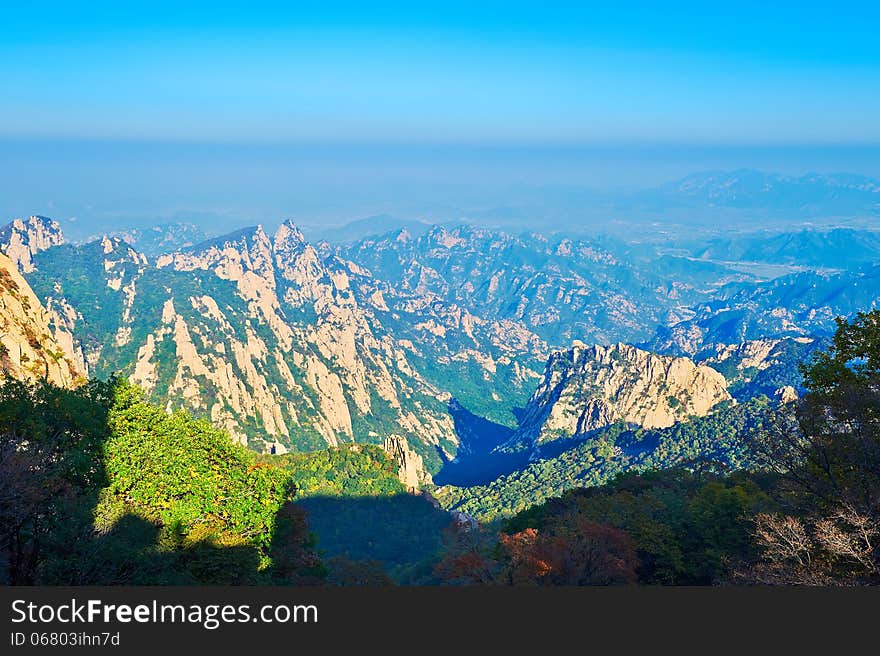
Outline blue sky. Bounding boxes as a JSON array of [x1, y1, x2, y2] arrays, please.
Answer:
[[2, 1, 879, 144], [1, 2, 879, 235]]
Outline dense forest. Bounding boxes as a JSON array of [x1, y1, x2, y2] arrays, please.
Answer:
[[435, 396, 779, 521], [1, 311, 878, 585]]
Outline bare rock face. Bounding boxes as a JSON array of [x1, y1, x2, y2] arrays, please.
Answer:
[[774, 386, 799, 403], [692, 337, 818, 401], [0, 216, 65, 274], [382, 435, 433, 491], [120, 221, 544, 454], [0, 252, 83, 386], [507, 342, 732, 451], [144, 221, 459, 452], [700, 339, 781, 372]]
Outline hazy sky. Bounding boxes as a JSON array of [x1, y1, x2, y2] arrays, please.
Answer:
[[1, 1, 879, 235]]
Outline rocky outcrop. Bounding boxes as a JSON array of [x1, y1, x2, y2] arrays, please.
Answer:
[[699, 339, 782, 373], [774, 386, 799, 403], [506, 342, 731, 451], [0, 252, 83, 386], [0, 216, 65, 273], [382, 435, 433, 491], [694, 336, 819, 401]]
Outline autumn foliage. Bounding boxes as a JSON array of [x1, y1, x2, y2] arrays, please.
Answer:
[[435, 516, 638, 585], [497, 519, 637, 585]]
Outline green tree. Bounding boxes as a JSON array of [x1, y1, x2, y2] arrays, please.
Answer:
[[745, 310, 880, 584], [0, 377, 114, 583]]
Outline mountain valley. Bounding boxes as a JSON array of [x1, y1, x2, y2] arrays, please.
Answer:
[[2, 187, 879, 536]]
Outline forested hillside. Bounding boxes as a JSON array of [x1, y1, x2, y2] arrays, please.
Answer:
[[435, 396, 780, 521], [0, 376, 442, 584], [433, 311, 880, 585]]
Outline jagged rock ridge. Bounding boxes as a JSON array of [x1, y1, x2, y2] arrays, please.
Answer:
[[0, 251, 83, 386], [382, 435, 433, 491], [0, 216, 65, 274], [505, 341, 731, 453]]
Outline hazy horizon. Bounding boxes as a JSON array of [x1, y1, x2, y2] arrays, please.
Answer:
[[2, 2, 879, 238], [3, 139, 880, 240]]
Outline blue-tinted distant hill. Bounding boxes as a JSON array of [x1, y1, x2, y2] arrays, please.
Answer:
[[687, 227, 880, 269], [303, 214, 434, 244], [106, 222, 209, 258], [440, 170, 880, 235], [648, 169, 880, 219], [649, 263, 880, 355]]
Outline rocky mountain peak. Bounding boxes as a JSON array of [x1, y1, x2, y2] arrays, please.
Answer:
[[273, 221, 313, 269], [252, 223, 269, 242], [98, 234, 147, 262], [0, 215, 65, 273], [157, 225, 274, 279], [425, 224, 469, 249], [507, 341, 732, 452], [274, 219, 306, 247]]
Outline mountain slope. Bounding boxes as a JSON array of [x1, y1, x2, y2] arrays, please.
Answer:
[[337, 224, 725, 347], [110, 222, 209, 257], [0, 251, 83, 386], [26, 223, 456, 458], [503, 342, 731, 454], [690, 228, 880, 269], [305, 215, 433, 244], [6, 210, 873, 483], [650, 265, 880, 355], [437, 396, 778, 521], [695, 336, 824, 401]]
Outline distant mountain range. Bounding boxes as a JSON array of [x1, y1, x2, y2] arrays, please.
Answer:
[[1, 189, 878, 507], [686, 227, 880, 269], [107, 222, 209, 257], [372, 169, 880, 233], [302, 214, 434, 244], [657, 170, 880, 216]]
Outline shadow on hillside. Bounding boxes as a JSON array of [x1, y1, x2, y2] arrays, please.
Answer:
[[0, 379, 270, 585], [26, 490, 451, 585], [432, 398, 529, 486], [0, 379, 111, 584], [1, 380, 452, 586], [41, 514, 266, 585], [292, 493, 451, 584]]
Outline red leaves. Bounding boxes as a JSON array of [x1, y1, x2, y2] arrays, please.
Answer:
[[499, 519, 638, 585], [434, 517, 639, 585]]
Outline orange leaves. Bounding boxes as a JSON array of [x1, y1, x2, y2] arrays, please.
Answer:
[[498, 520, 638, 585]]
